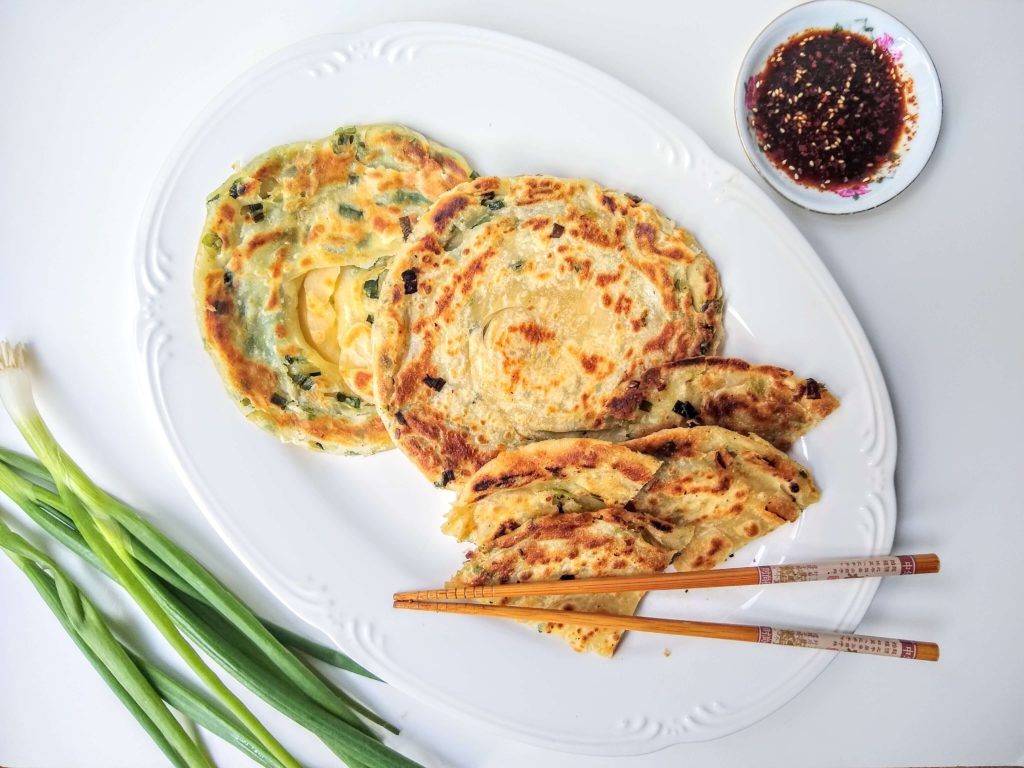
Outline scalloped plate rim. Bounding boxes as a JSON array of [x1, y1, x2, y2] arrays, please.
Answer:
[[134, 22, 897, 754]]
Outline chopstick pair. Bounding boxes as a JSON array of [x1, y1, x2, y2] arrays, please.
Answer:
[[394, 553, 941, 661]]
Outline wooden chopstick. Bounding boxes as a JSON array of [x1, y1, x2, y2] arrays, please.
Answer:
[[393, 553, 939, 602], [394, 600, 939, 661]]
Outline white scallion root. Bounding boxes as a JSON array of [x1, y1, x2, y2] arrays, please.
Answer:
[[0, 341, 37, 426], [0, 340, 26, 372]]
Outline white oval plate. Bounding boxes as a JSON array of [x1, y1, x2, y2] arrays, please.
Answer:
[[735, 0, 942, 214], [136, 23, 896, 755]]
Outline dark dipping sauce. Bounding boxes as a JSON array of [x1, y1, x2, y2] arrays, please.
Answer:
[[747, 29, 909, 190]]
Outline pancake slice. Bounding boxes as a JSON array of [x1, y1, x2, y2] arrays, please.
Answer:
[[446, 508, 688, 657], [445, 426, 823, 655], [443, 438, 662, 543], [598, 357, 840, 450], [625, 426, 821, 571]]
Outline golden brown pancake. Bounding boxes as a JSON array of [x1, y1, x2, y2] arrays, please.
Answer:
[[373, 175, 723, 482], [195, 124, 473, 453]]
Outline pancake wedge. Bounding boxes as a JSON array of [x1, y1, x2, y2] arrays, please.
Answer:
[[597, 357, 840, 450], [195, 124, 473, 454], [373, 175, 723, 484], [443, 438, 662, 543], [625, 426, 821, 571], [447, 508, 687, 656]]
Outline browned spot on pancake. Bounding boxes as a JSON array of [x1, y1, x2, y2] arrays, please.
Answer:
[[243, 231, 285, 260], [610, 459, 654, 483], [269, 246, 288, 279], [431, 195, 470, 232], [595, 269, 623, 287], [515, 176, 565, 205], [473, 176, 500, 193], [275, 324, 287, 339], [312, 147, 353, 185], [600, 194, 617, 213], [372, 216, 389, 233], [634, 221, 692, 262], [511, 322, 555, 344], [354, 371, 372, 391], [578, 353, 603, 373], [253, 158, 283, 182], [765, 496, 800, 522], [218, 203, 236, 222], [393, 350, 431, 405], [401, 410, 490, 481], [266, 292, 279, 311], [601, 293, 612, 307], [573, 215, 617, 248], [642, 321, 678, 354], [304, 223, 324, 244], [614, 294, 633, 315], [743, 521, 760, 537], [401, 138, 427, 164]]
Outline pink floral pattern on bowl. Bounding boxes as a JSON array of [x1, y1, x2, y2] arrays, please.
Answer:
[[874, 32, 903, 62], [835, 183, 871, 199]]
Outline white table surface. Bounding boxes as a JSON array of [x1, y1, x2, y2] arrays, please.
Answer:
[[1, 1, 1021, 766]]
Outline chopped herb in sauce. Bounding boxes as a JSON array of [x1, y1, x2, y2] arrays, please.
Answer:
[[362, 277, 380, 299], [394, 411, 407, 426], [270, 392, 288, 408], [336, 393, 362, 409], [804, 378, 822, 399], [638, 400, 653, 413], [401, 268, 418, 294], [338, 204, 364, 220], [550, 223, 565, 238], [228, 179, 246, 199], [222, 270, 233, 287], [482, 197, 504, 211], [202, 232, 223, 250], [422, 375, 446, 392], [366, 314, 374, 324], [437, 469, 455, 487], [559, 574, 575, 581], [625, 193, 643, 204], [399, 215, 413, 241]]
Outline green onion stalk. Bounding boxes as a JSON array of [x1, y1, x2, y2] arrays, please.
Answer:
[[0, 342, 422, 768]]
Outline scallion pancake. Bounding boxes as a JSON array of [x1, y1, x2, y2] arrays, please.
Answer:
[[195, 124, 473, 453], [373, 175, 723, 482]]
